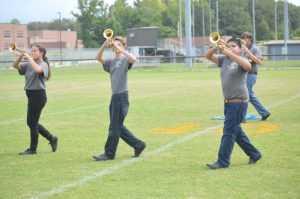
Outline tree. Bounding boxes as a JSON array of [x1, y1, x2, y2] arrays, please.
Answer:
[[106, 0, 136, 36], [219, 0, 252, 37], [72, 0, 108, 47], [134, 0, 166, 30], [10, 19, 20, 24]]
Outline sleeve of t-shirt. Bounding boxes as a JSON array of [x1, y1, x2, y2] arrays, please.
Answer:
[[18, 63, 27, 75], [120, 56, 132, 70], [128, 57, 133, 70], [218, 55, 226, 68], [252, 46, 262, 59], [239, 56, 249, 71], [103, 60, 111, 73], [40, 62, 49, 78]]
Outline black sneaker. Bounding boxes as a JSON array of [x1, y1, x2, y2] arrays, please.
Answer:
[[50, 136, 58, 152], [261, 113, 270, 121], [93, 154, 114, 161], [248, 154, 262, 164], [19, 149, 36, 156], [133, 142, 146, 158], [207, 161, 228, 170]]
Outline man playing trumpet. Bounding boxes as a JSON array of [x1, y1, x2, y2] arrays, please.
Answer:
[[205, 36, 262, 169], [93, 33, 146, 161], [241, 32, 270, 122]]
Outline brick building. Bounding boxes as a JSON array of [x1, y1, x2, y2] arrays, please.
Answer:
[[0, 23, 28, 51], [28, 30, 79, 48], [0, 23, 83, 52]]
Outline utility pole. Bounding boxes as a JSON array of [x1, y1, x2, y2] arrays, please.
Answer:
[[216, 0, 219, 33], [209, 0, 212, 34], [283, 0, 289, 60], [58, 12, 62, 65], [274, 0, 278, 40], [179, 0, 183, 52], [185, 0, 192, 68], [252, 0, 256, 41], [202, 3, 205, 56]]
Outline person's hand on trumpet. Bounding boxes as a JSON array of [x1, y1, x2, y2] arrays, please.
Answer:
[[21, 51, 32, 61]]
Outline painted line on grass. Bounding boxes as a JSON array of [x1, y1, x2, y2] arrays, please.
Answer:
[[0, 85, 202, 126], [0, 85, 103, 100], [27, 91, 300, 199], [23, 91, 300, 198], [267, 92, 300, 110], [28, 124, 222, 199]]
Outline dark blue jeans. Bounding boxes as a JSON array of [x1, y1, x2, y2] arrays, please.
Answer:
[[104, 92, 143, 158], [218, 102, 261, 167]]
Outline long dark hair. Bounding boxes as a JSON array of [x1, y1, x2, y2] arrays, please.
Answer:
[[32, 43, 51, 80]]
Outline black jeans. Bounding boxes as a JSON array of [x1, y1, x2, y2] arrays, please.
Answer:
[[104, 92, 144, 158], [26, 90, 53, 151]]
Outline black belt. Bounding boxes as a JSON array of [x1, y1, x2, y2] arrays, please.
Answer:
[[248, 72, 257, 75]]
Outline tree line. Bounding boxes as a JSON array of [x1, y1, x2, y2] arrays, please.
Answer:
[[18, 0, 300, 48]]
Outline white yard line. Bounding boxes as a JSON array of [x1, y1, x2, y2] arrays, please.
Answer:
[[28, 125, 221, 199], [0, 85, 202, 126], [28, 92, 300, 199]]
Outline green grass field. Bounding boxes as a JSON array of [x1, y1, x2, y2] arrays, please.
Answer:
[[0, 64, 300, 199]]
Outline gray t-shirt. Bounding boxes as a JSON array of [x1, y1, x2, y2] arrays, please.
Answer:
[[218, 55, 249, 100], [248, 44, 262, 73], [18, 61, 48, 90], [103, 56, 133, 94]]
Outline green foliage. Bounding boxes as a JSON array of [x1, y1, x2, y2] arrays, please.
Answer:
[[219, 0, 252, 36], [10, 18, 20, 24], [24, 0, 300, 47], [72, 0, 108, 47]]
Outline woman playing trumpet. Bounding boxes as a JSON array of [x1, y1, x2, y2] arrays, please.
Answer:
[[12, 43, 58, 155]]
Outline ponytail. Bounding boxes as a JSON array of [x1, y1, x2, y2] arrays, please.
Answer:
[[43, 56, 51, 81]]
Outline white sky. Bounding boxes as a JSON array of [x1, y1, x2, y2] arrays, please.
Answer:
[[0, 0, 134, 24], [0, 0, 299, 24]]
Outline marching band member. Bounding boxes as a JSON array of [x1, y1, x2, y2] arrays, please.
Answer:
[[241, 32, 270, 122], [12, 43, 58, 155], [205, 36, 262, 169], [93, 35, 146, 161]]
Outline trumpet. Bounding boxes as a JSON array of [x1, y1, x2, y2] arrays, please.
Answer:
[[103, 29, 113, 41], [103, 29, 118, 52], [209, 32, 228, 50], [240, 39, 253, 63], [9, 44, 32, 57]]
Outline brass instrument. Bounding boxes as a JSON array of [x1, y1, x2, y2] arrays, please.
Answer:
[[103, 29, 113, 41], [240, 39, 253, 63], [9, 43, 32, 57], [103, 29, 118, 52], [209, 32, 228, 50]]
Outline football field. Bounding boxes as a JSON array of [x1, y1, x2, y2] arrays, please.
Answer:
[[0, 65, 300, 199]]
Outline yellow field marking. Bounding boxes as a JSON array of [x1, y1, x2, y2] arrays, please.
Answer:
[[152, 123, 199, 135], [216, 123, 279, 136]]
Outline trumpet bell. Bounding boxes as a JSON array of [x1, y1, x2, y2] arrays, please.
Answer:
[[209, 32, 220, 43], [9, 43, 16, 51], [9, 43, 32, 57], [209, 32, 228, 50], [103, 29, 113, 40]]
